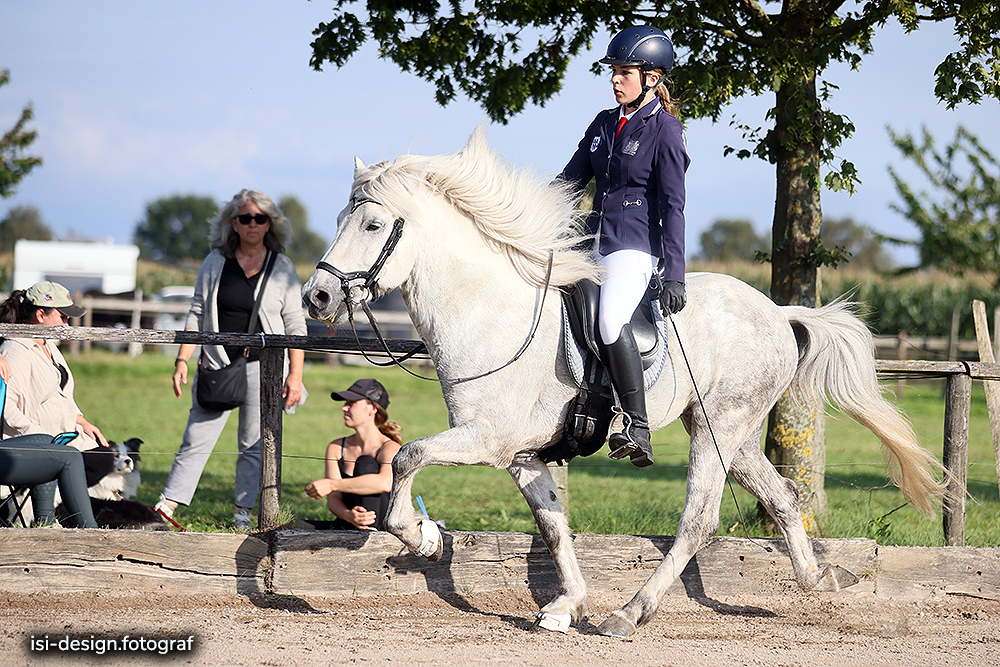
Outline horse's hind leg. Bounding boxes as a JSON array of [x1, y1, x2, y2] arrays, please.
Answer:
[[508, 460, 587, 632], [598, 423, 730, 638], [729, 439, 859, 591]]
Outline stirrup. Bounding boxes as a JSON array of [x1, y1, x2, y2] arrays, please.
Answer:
[[608, 411, 653, 467]]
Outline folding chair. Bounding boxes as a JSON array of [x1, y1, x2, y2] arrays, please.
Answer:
[[0, 486, 32, 528]]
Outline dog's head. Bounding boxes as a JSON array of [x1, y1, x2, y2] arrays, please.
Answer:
[[110, 438, 142, 475], [85, 438, 143, 501]]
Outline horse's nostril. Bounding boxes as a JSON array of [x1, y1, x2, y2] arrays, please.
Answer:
[[314, 289, 330, 306]]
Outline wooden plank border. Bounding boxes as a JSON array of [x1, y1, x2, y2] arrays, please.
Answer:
[[2, 529, 997, 602]]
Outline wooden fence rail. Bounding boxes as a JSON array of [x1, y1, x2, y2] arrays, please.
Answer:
[[0, 323, 991, 546]]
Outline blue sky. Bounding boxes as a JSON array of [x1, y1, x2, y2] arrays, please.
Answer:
[[3, 1, 998, 268]]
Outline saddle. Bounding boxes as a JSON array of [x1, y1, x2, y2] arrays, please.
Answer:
[[540, 277, 667, 465], [564, 278, 661, 368]]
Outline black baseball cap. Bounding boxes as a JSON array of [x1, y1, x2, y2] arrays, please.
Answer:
[[331, 378, 389, 409]]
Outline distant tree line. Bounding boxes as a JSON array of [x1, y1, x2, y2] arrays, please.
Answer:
[[696, 217, 895, 272]]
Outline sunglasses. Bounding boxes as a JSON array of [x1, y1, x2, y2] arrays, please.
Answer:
[[236, 213, 270, 225]]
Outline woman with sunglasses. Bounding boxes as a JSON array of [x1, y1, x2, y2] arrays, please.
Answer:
[[155, 189, 307, 530], [0, 281, 107, 526]]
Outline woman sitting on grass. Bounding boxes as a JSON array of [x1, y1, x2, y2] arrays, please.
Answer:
[[304, 379, 401, 530]]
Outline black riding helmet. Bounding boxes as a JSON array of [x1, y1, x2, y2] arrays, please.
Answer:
[[600, 25, 674, 109]]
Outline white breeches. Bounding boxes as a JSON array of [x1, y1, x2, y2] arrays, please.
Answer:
[[596, 249, 656, 345]]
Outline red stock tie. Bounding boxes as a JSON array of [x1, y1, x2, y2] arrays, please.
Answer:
[[616, 116, 628, 137]]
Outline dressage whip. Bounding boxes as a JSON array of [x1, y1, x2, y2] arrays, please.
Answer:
[[666, 311, 773, 553]]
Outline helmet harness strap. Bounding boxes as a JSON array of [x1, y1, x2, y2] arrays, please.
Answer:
[[625, 67, 655, 111]]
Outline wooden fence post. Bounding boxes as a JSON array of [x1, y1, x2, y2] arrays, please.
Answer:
[[994, 306, 1000, 362], [258, 347, 285, 531], [547, 462, 569, 516], [942, 370, 970, 547], [128, 289, 144, 357], [947, 305, 961, 361]]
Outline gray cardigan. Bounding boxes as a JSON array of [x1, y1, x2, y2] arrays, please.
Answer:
[[185, 249, 307, 370]]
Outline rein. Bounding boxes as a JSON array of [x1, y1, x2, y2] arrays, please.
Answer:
[[313, 198, 555, 385]]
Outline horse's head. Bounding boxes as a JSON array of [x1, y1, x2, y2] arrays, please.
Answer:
[[302, 157, 420, 324]]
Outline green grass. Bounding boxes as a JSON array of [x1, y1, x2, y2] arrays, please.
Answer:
[[70, 350, 999, 545]]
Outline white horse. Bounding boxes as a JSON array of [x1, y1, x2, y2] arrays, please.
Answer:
[[302, 128, 946, 637]]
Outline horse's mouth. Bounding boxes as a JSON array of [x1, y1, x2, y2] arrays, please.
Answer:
[[304, 295, 350, 326]]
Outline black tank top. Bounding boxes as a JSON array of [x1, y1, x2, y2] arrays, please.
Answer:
[[337, 438, 391, 529]]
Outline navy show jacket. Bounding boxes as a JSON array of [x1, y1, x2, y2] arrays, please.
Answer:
[[558, 98, 690, 283]]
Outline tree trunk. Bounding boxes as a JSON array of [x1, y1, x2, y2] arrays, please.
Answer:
[[760, 67, 828, 534]]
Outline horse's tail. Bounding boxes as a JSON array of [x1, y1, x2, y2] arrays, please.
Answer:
[[782, 300, 948, 517]]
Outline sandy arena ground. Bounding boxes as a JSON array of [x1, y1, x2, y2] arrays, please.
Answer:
[[2, 586, 997, 666]]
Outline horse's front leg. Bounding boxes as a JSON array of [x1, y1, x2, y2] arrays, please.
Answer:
[[508, 460, 587, 633], [383, 426, 494, 560]]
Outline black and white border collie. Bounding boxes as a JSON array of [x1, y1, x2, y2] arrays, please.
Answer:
[[55, 438, 169, 530]]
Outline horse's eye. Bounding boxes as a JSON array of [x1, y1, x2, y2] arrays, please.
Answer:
[[364, 220, 383, 232]]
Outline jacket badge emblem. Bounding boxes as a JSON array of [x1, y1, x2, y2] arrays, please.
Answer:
[[623, 140, 640, 156], [590, 136, 601, 152]]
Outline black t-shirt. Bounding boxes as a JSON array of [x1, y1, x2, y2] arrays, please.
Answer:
[[217, 256, 263, 362]]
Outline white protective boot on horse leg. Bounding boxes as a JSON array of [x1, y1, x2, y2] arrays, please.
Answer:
[[508, 460, 588, 633], [381, 438, 449, 561], [604, 323, 653, 467]]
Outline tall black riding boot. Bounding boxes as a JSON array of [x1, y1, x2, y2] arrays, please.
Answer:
[[605, 323, 653, 467]]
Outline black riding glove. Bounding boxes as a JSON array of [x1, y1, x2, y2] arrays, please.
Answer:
[[659, 280, 686, 315]]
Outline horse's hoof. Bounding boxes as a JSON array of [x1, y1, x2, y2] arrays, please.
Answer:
[[415, 519, 443, 561], [532, 612, 571, 633], [814, 564, 860, 591], [596, 611, 637, 638]]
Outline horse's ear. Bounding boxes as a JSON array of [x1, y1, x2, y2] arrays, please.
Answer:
[[354, 156, 366, 176], [464, 122, 489, 153]]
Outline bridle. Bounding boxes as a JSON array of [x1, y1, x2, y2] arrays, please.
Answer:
[[315, 197, 405, 310], [312, 196, 554, 384]]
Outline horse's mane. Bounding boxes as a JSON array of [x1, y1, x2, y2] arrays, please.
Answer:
[[354, 127, 598, 288]]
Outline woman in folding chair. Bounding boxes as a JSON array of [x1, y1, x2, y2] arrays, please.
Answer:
[[0, 282, 108, 527], [0, 356, 97, 528]]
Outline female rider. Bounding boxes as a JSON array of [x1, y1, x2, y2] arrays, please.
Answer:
[[557, 26, 690, 467]]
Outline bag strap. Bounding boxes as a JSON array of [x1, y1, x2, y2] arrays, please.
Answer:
[[203, 252, 279, 366], [247, 251, 278, 334]]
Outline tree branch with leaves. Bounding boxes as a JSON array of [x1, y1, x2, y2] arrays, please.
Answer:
[[0, 69, 42, 199], [885, 125, 1000, 285], [308, 1, 999, 531]]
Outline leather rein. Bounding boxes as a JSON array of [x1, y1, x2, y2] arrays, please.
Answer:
[[313, 197, 554, 384]]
